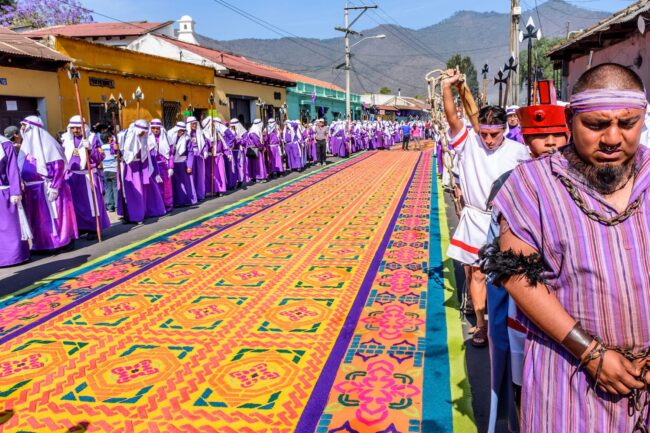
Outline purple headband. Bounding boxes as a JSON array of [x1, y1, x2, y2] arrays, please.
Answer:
[[21, 119, 43, 128], [134, 123, 148, 131], [150, 121, 163, 127], [569, 89, 647, 113], [479, 123, 506, 130]]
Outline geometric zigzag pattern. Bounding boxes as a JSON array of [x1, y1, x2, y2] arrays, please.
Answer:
[[0, 150, 455, 433]]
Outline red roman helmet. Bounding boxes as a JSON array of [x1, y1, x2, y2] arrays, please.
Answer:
[[516, 80, 569, 137]]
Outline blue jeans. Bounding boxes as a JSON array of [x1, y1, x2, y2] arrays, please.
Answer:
[[103, 170, 117, 211]]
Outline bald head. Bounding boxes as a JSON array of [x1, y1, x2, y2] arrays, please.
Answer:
[[573, 63, 644, 94]]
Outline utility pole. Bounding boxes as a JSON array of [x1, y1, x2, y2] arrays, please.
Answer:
[[335, 3, 377, 129], [510, 0, 521, 105]]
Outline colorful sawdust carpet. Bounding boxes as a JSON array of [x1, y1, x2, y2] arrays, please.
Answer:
[[0, 150, 473, 433]]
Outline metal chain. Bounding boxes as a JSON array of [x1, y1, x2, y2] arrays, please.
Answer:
[[557, 175, 643, 226]]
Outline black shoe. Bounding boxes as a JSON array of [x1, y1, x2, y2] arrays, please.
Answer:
[[86, 232, 98, 241]]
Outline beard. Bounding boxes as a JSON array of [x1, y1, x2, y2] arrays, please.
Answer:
[[562, 145, 636, 195]]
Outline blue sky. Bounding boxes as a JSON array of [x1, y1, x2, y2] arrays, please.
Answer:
[[83, 0, 630, 40]]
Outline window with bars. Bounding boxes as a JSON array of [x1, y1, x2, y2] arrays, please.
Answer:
[[162, 101, 181, 129]]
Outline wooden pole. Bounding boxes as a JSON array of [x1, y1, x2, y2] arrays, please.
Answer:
[[69, 65, 102, 241], [210, 94, 216, 197]]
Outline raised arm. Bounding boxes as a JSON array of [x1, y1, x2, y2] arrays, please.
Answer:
[[442, 69, 464, 138]]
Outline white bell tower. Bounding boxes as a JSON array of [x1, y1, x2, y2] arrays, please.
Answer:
[[178, 15, 198, 44]]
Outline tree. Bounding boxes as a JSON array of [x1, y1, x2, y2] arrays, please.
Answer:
[[0, 0, 93, 29], [378, 86, 392, 95], [519, 36, 565, 89], [446, 54, 479, 96]]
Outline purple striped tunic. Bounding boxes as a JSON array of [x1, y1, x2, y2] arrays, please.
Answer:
[[493, 146, 650, 433]]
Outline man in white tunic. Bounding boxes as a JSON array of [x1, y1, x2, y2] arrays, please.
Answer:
[[442, 69, 529, 347]]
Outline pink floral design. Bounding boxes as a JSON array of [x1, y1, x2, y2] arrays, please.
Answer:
[[0, 296, 62, 324], [312, 271, 336, 282], [361, 305, 424, 340], [279, 306, 318, 322], [188, 304, 225, 319], [229, 363, 279, 388], [0, 354, 44, 377], [333, 360, 420, 425], [111, 360, 159, 384], [101, 302, 135, 316]]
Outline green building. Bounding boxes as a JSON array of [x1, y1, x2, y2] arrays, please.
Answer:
[[285, 74, 362, 123]]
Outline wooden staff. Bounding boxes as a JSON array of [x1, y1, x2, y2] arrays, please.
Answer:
[[259, 101, 271, 176], [209, 93, 216, 197], [107, 94, 129, 223], [68, 64, 102, 241]]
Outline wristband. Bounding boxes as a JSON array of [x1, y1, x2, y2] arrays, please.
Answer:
[[561, 321, 594, 360]]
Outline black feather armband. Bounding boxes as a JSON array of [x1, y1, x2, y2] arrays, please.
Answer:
[[478, 237, 546, 286]]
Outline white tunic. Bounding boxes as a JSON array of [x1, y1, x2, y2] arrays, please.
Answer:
[[446, 126, 530, 264]]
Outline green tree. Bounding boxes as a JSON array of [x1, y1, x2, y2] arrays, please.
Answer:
[[446, 53, 479, 96], [379, 86, 392, 95], [519, 36, 565, 89]]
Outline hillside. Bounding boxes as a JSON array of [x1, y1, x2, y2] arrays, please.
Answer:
[[199, 0, 610, 99]]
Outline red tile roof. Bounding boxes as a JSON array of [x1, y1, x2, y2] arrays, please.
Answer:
[[264, 67, 344, 92], [0, 27, 70, 62], [159, 35, 295, 86], [24, 21, 172, 38]]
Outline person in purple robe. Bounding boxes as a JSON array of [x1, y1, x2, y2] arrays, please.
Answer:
[[371, 122, 382, 150], [62, 115, 110, 239], [19, 116, 77, 251], [505, 105, 524, 144], [247, 119, 268, 182], [218, 118, 237, 190], [228, 119, 249, 186], [202, 116, 227, 196], [117, 120, 166, 223], [0, 135, 30, 266], [282, 121, 303, 171], [185, 117, 207, 201], [265, 119, 284, 177], [148, 119, 174, 213], [168, 122, 197, 207], [392, 122, 401, 144], [329, 121, 346, 158]]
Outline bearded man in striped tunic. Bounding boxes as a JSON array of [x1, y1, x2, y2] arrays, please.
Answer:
[[489, 63, 650, 432]]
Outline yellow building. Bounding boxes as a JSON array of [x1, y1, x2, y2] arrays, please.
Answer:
[[128, 33, 296, 128], [47, 36, 215, 129], [0, 27, 70, 135]]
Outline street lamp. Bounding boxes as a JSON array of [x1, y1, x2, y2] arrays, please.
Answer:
[[519, 16, 542, 105], [346, 34, 386, 122]]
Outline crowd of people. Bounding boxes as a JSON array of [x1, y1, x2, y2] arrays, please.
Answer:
[[0, 115, 431, 267], [439, 63, 650, 433]]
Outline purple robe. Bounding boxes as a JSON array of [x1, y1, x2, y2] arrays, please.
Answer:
[[172, 139, 197, 207], [283, 130, 302, 170], [66, 135, 111, 232], [230, 132, 248, 184], [371, 130, 381, 150], [267, 131, 284, 174], [247, 133, 268, 181], [337, 130, 349, 158], [188, 131, 206, 200], [222, 131, 237, 190], [117, 157, 166, 222], [493, 148, 650, 432], [0, 140, 30, 266], [153, 134, 175, 212], [205, 137, 227, 194], [506, 126, 524, 144], [22, 157, 77, 251], [436, 141, 444, 174]]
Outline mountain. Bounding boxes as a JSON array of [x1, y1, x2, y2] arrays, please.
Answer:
[[198, 0, 610, 99]]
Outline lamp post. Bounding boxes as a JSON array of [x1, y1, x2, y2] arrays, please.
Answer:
[[519, 16, 542, 105], [132, 86, 144, 119]]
